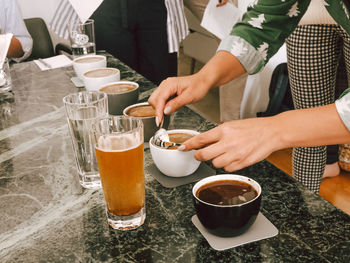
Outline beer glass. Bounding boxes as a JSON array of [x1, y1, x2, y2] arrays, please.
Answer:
[[93, 116, 145, 230], [63, 91, 108, 189]]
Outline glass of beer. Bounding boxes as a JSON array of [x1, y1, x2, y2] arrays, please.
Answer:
[[93, 116, 145, 230]]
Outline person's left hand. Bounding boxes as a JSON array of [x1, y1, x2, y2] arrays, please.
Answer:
[[179, 117, 282, 172], [217, 0, 229, 7]]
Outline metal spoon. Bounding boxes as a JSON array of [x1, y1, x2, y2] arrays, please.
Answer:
[[153, 119, 181, 149]]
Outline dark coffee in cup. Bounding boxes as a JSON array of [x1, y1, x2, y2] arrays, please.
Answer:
[[100, 83, 137, 94], [75, 57, 105, 63], [193, 174, 261, 237], [196, 180, 258, 206], [127, 105, 156, 117], [84, 68, 117, 78], [169, 133, 195, 144]]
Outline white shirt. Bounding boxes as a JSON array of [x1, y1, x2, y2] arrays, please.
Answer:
[[299, 0, 337, 25], [0, 0, 33, 62]]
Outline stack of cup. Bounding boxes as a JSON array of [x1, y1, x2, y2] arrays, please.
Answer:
[[69, 19, 121, 91]]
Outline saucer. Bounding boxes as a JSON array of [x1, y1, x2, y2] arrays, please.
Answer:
[[192, 212, 278, 251]]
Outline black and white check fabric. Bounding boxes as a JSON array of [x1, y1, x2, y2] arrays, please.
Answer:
[[286, 24, 350, 193]]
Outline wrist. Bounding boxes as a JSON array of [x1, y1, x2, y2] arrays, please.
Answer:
[[192, 71, 215, 93], [266, 114, 288, 152]]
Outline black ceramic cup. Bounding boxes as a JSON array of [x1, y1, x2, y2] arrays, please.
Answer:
[[123, 102, 170, 142], [192, 174, 262, 237]]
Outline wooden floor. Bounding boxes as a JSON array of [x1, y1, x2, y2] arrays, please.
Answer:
[[267, 148, 350, 216]]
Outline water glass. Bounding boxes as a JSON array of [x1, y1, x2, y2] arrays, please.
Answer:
[[0, 58, 12, 93], [92, 116, 145, 230], [63, 91, 108, 189], [68, 19, 96, 58]]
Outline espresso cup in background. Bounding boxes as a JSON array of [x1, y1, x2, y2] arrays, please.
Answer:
[[123, 102, 170, 142], [83, 67, 120, 91], [73, 55, 106, 79], [99, 81, 139, 115]]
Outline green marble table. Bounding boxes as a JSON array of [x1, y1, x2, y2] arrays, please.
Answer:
[[0, 53, 349, 263]]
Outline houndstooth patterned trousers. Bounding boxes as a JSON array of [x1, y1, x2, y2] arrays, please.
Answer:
[[286, 24, 350, 193]]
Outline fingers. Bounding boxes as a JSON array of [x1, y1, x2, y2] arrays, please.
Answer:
[[163, 93, 192, 117], [148, 78, 178, 125], [181, 127, 221, 152]]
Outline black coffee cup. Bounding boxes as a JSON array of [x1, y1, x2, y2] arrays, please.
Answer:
[[192, 174, 262, 237]]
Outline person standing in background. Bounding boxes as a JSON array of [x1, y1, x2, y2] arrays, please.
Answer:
[[91, 0, 187, 85], [285, 0, 349, 184], [0, 0, 33, 62]]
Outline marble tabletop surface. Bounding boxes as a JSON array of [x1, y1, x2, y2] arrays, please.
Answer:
[[0, 53, 349, 263]]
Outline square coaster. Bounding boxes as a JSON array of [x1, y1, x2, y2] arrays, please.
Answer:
[[192, 212, 278, 251], [146, 162, 215, 188], [71, 76, 84, 88]]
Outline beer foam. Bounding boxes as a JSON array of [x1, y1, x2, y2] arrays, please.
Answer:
[[97, 134, 141, 152]]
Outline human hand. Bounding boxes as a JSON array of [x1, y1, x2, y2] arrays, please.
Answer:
[[217, 0, 229, 7], [179, 117, 282, 171], [148, 75, 211, 126]]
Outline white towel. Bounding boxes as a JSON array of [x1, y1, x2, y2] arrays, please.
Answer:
[[201, 0, 241, 40]]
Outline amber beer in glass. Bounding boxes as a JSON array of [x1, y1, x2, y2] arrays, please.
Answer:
[[93, 116, 145, 230]]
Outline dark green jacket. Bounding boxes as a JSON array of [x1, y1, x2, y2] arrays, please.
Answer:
[[218, 0, 350, 74]]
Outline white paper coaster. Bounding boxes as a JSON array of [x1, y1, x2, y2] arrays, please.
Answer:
[[192, 212, 278, 251], [146, 162, 215, 188], [71, 76, 84, 88]]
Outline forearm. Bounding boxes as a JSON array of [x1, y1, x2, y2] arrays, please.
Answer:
[[274, 104, 350, 149], [195, 51, 246, 89], [7, 37, 24, 58]]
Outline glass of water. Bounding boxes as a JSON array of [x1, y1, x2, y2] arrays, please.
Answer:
[[68, 19, 96, 58], [63, 91, 108, 189]]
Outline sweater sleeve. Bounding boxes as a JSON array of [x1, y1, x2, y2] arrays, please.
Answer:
[[218, 0, 311, 74]]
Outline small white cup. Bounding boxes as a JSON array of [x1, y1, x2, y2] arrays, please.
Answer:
[[73, 55, 106, 79], [83, 67, 120, 91], [149, 129, 201, 177]]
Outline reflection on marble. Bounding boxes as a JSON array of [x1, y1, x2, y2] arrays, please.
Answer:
[[0, 53, 349, 262]]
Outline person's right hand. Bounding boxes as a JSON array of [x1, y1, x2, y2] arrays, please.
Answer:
[[148, 74, 211, 126]]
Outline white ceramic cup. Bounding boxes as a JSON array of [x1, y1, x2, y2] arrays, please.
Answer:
[[149, 129, 201, 177], [73, 55, 106, 79], [83, 67, 120, 91]]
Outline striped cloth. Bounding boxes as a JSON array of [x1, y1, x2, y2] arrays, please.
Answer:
[[165, 0, 189, 53], [49, 0, 189, 53], [49, 0, 80, 39]]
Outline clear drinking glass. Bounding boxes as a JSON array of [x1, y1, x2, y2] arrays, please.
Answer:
[[0, 58, 12, 93], [68, 19, 96, 58], [63, 91, 108, 189], [93, 116, 145, 230]]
